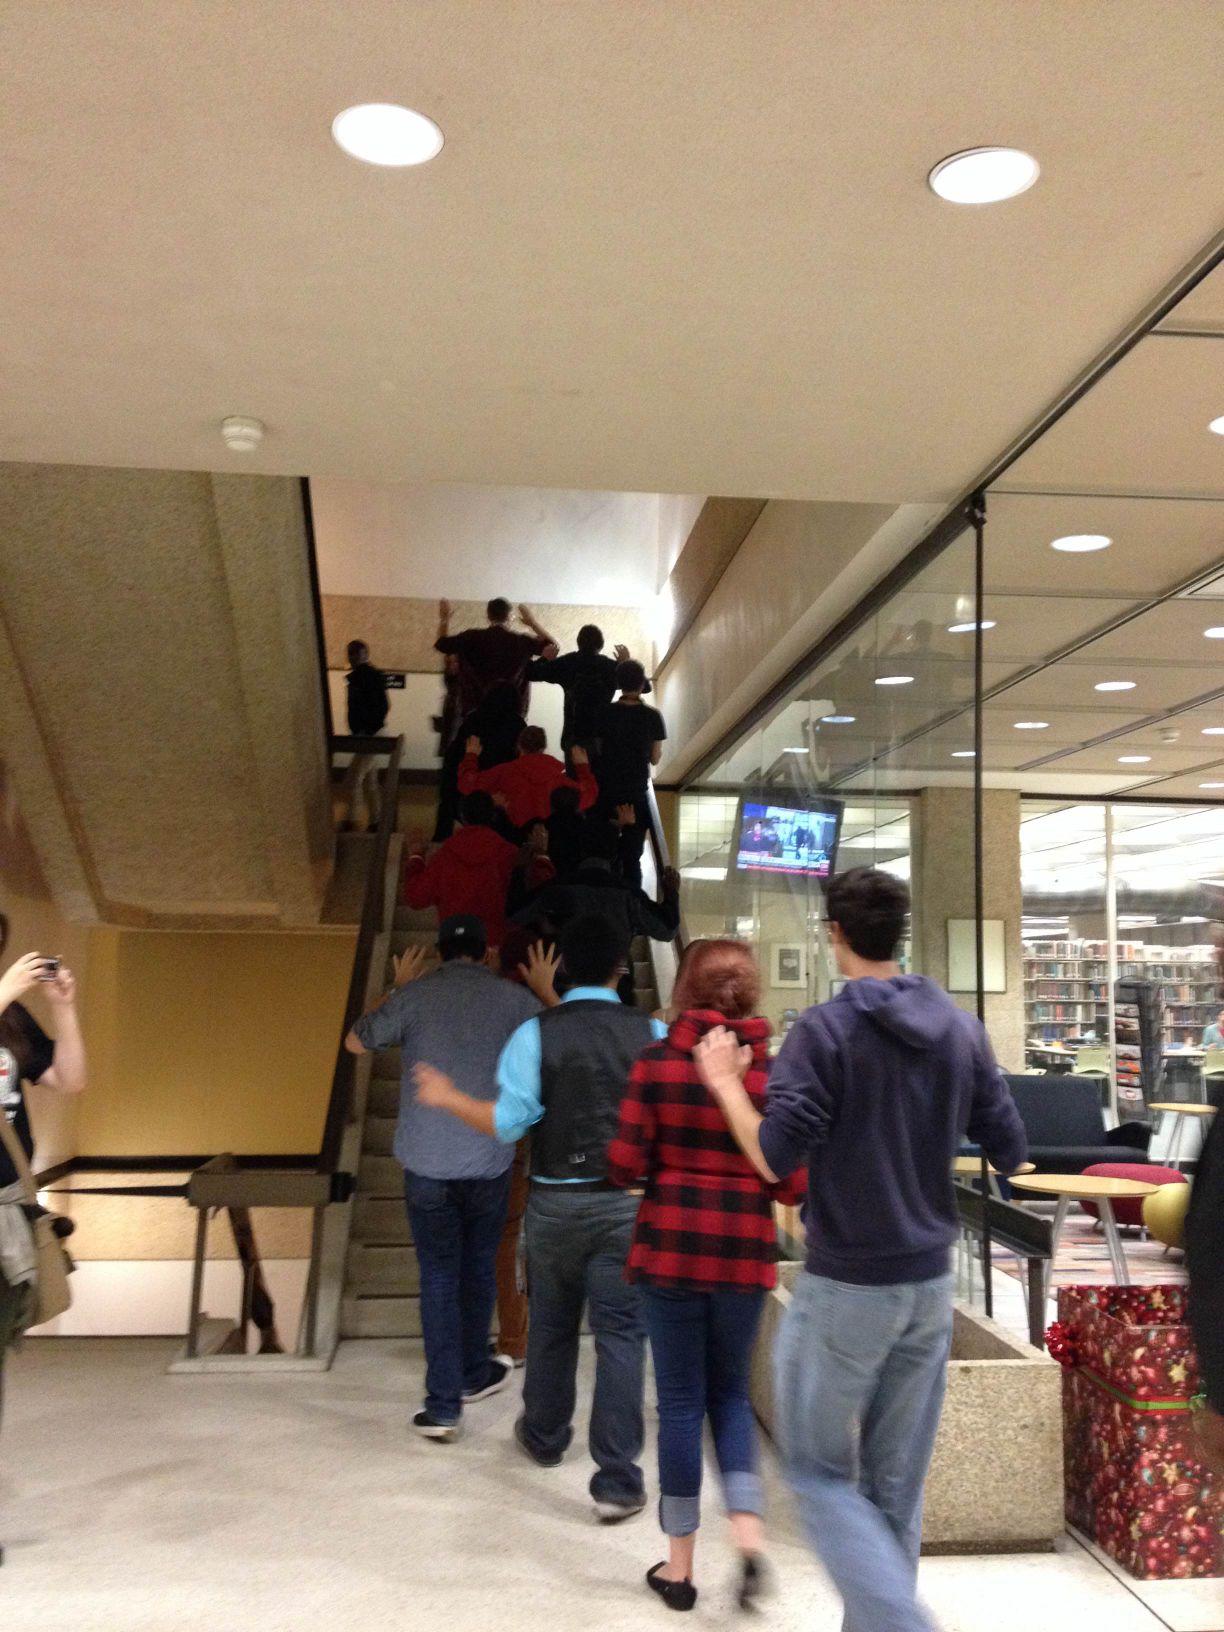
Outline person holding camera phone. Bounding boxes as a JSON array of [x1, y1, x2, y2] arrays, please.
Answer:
[[0, 949, 87, 1455]]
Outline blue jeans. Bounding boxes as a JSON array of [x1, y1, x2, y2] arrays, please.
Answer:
[[641, 1285, 766, 1537], [774, 1271, 954, 1632], [404, 1168, 512, 1424], [521, 1187, 645, 1503]]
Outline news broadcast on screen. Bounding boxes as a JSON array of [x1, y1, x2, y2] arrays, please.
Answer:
[[732, 797, 842, 881]]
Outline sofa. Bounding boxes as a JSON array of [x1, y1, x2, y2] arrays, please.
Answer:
[[1001, 1074, 1152, 1175]]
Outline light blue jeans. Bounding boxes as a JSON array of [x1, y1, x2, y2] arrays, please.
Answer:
[[774, 1270, 954, 1632]]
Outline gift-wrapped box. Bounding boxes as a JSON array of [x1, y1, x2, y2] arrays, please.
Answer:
[[1054, 1285, 1224, 1580]]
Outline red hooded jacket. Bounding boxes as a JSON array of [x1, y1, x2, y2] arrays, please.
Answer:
[[403, 826, 552, 945], [456, 750, 598, 830]]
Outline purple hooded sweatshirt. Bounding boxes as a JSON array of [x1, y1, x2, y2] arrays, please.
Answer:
[[759, 975, 1027, 1286]]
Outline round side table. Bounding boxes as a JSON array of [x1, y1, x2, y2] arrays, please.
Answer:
[[1010, 1172, 1159, 1298], [1146, 1101, 1217, 1169]]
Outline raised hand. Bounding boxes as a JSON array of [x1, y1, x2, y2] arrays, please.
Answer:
[[519, 941, 561, 1005], [526, 823, 550, 856], [570, 745, 589, 766], [613, 644, 630, 663], [465, 735, 482, 756], [614, 803, 636, 827], [0, 952, 49, 1011], [392, 945, 431, 988], [44, 966, 77, 1008]]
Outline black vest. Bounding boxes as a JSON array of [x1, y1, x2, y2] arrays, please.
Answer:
[[532, 999, 656, 1182]]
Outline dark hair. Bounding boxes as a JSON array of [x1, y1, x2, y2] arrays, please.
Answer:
[[615, 658, 646, 693], [825, 867, 909, 961], [579, 821, 620, 863], [550, 783, 581, 817], [346, 639, 369, 665], [439, 922, 487, 962], [519, 725, 547, 754], [487, 597, 511, 623], [559, 913, 628, 987], [672, 939, 760, 1020], [460, 791, 497, 828], [577, 624, 604, 653]]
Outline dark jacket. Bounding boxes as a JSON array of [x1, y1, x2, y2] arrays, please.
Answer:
[[513, 860, 680, 943], [759, 975, 1028, 1286], [346, 662, 389, 736], [1186, 1107, 1224, 1410]]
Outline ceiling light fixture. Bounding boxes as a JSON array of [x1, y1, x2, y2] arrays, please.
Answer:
[[1209, 415, 1224, 437], [1050, 534, 1112, 554], [219, 415, 265, 452], [1095, 680, 1136, 692], [783, 748, 808, 755], [1013, 721, 1050, 730], [332, 102, 444, 167], [1118, 755, 1152, 765], [951, 750, 976, 758], [1203, 727, 1224, 736], [820, 714, 856, 724], [875, 675, 914, 687], [1205, 626, 1224, 639], [1200, 782, 1224, 790], [928, 147, 1040, 204], [947, 620, 996, 634]]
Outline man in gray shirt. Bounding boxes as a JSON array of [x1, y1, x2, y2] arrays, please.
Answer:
[[346, 914, 539, 1440]]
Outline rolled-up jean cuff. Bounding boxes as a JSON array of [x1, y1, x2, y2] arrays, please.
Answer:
[[723, 1471, 764, 1517], [659, 1493, 701, 1537]]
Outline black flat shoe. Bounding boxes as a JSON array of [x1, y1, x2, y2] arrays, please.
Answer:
[[646, 1563, 697, 1612], [738, 1552, 772, 1611]]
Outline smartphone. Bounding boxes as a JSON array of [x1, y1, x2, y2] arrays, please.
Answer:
[[38, 957, 61, 981]]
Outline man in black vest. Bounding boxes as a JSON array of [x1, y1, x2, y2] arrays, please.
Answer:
[[415, 913, 664, 1520]]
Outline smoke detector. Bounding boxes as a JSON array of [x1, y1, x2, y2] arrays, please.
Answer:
[[220, 415, 265, 452], [1159, 726, 1181, 744]]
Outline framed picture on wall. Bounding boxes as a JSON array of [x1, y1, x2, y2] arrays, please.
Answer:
[[771, 942, 808, 989]]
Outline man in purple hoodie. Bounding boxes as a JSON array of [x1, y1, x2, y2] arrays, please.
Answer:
[[696, 867, 1027, 1632]]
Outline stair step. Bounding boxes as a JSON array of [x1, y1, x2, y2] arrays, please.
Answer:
[[359, 1153, 403, 1196], [341, 1294, 423, 1339], [372, 1048, 401, 1081], [346, 1243, 420, 1295], [353, 1195, 412, 1243], [395, 905, 438, 933], [633, 960, 652, 986], [362, 1115, 396, 1156], [368, 1075, 400, 1117]]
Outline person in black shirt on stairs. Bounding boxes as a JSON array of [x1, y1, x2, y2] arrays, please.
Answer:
[[529, 624, 650, 762], [594, 659, 667, 889], [342, 639, 390, 832]]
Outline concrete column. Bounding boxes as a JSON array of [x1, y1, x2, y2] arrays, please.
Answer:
[[910, 787, 1024, 1071]]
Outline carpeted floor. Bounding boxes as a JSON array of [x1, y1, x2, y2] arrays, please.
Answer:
[[993, 1209, 1187, 1289]]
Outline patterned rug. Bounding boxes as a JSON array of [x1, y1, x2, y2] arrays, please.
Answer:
[[992, 1211, 1187, 1289]]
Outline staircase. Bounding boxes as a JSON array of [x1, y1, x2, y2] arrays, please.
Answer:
[[338, 903, 664, 1341]]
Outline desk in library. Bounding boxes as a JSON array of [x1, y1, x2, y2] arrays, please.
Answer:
[[1010, 1172, 1159, 1293]]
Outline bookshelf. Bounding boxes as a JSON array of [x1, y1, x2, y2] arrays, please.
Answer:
[[1023, 937, 1218, 1050]]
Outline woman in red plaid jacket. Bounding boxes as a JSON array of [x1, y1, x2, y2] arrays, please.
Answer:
[[607, 939, 803, 1614]]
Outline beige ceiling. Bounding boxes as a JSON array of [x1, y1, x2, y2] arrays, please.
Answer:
[[1, 1, 1222, 501]]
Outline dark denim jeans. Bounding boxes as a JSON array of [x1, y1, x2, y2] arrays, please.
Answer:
[[641, 1285, 766, 1536], [521, 1186, 645, 1503], [404, 1168, 512, 1424]]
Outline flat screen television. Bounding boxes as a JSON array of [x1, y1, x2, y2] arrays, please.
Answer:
[[731, 793, 843, 883]]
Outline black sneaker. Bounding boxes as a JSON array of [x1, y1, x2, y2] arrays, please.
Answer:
[[412, 1410, 459, 1442], [462, 1355, 515, 1403], [646, 1563, 697, 1612], [513, 1413, 563, 1467], [594, 1493, 647, 1523], [738, 1553, 773, 1611]]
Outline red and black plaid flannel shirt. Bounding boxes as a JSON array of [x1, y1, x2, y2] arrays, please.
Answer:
[[607, 1008, 805, 1292]]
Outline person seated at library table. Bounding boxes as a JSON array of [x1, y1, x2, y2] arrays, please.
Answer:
[[1202, 1008, 1224, 1049]]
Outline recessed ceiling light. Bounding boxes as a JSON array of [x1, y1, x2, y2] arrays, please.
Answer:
[[1209, 415, 1224, 437], [951, 750, 976, 758], [928, 147, 1040, 205], [1094, 680, 1136, 692], [332, 103, 444, 167], [1205, 626, 1224, 639], [219, 415, 265, 451], [1118, 755, 1151, 765], [1013, 721, 1050, 730], [820, 714, 856, 724], [1200, 782, 1224, 790], [947, 620, 996, 634], [1050, 534, 1112, 553], [783, 747, 808, 755], [875, 675, 914, 687], [1203, 727, 1224, 736]]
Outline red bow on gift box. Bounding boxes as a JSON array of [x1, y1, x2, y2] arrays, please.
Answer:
[[1047, 1321, 1080, 1369]]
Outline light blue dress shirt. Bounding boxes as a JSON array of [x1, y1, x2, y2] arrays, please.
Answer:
[[494, 985, 667, 1180]]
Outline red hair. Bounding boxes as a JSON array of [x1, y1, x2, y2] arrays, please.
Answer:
[[672, 938, 760, 1020]]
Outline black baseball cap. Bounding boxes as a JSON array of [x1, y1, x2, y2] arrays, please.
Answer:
[[437, 915, 487, 958]]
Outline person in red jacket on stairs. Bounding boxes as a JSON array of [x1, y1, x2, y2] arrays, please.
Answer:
[[403, 792, 553, 948], [457, 726, 598, 832]]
